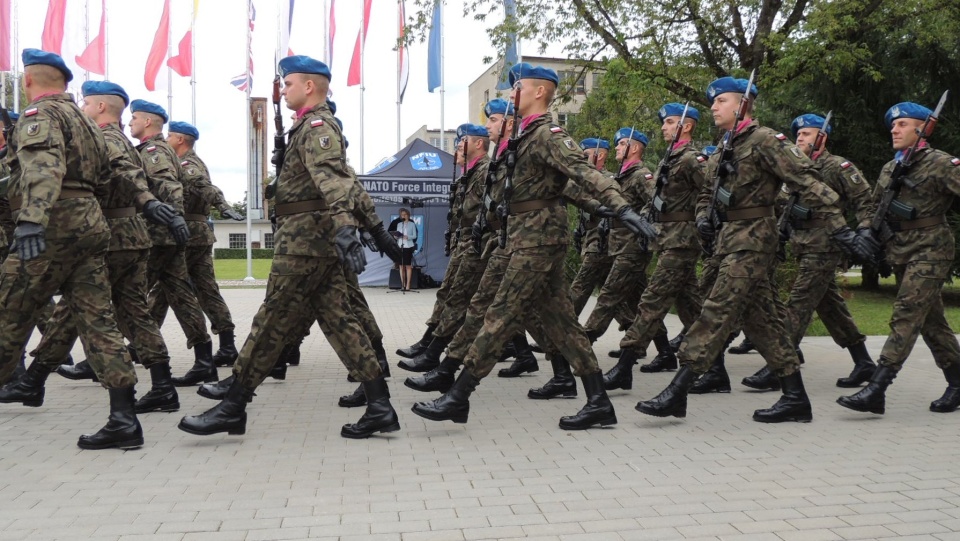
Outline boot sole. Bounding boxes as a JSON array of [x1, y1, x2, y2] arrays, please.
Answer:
[[558, 415, 617, 430], [337, 398, 367, 408], [930, 405, 960, 413], [639, 367, 676, 373], [753, 413, 812, 423], [77, 437, 144, 450], [635, 404, 685, 418], [411, 405, 468, 423], [603, 382, 632, 391], [836, 398, 884, 414], [497, 368, 539, 378], [395, 348, 425, 359], [835, 380, 869, 388], [741, 380, 780, 391], [57, 371, 99, 382], [135, 402, 181, 413], [177, 420, 246, 435], [340, 422, 401, 439], [0, 398, 43, 407], [172, 374, 219, 387], [528, 390, 578, 400], [689, 387, 732, 394]]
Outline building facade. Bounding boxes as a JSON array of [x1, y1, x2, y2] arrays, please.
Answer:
[[404, 125, 457, 154]]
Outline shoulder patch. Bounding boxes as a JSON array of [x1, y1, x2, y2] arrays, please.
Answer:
[[319, 136, 331, 149], [696, 155, 707, 163], [311, 118, 324, 128], [146, 146, 157, 153], [789, 146, 803, 158], [645, 173, 654, 180], [850, 173, 863, 184], [563, 139, 576, 150], [23, 107, 38, 117], [840, 161, 852, 169], [951, 157, 960, 167], [550, 126, 564, 133], [151, 155, 160, 164], [26, 123, 40, 136], [181, 160, 189, 166], [775, 133, 787, 141]]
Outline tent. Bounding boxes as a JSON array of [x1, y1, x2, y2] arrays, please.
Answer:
[[357, 139, 456, 286]]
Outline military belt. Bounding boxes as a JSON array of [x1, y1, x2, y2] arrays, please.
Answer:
[[9, 188, 93, 212], [101, 207, 137, 219], [184, 213, 208, 222], [718, 205, 774, 222], [509, 198, 560, 215], [275, 199, 329, 216], [657, 211, 695, 223], [887, 215, 946, 232], [791, 219, 830, 230]]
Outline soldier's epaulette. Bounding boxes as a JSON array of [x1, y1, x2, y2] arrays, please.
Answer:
[[951, 157, 960, 167]]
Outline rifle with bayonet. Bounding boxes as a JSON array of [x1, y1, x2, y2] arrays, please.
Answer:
[[575, 139, 602, 252], [601, 127, 639, 253], [498, 82, 522, 250], [650, 102, 690, 223], [776, 110, 831, 261], [264, 73, 286, 200], [444, 140, 461, 257], [474, 111, 510, 254]]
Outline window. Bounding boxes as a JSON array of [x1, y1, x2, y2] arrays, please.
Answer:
[[264, 233, 274, 249], [430, 137, 441, 148], [483, 89, 489, 104], [229, 233, 246, 249], [559, 70, 586, 94], [556, 113, 574, 127], [591, 72, 602, 91]]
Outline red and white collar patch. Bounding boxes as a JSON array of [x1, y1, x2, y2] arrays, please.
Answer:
[[550, 126, 564, 133], [951, 157, 960, 166], [697, 155, 707, 162], [181, 160, 189, 166], [311, 118, 324, 128], [23, 107, 38, 117], [774, 133, 787, 141], [146, 146, 157, 153]]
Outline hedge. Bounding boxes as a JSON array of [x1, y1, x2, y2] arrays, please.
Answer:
[[214, 248, 275, 259]]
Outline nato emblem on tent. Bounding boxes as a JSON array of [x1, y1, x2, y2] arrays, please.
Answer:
[[410, 151, 443, 171]]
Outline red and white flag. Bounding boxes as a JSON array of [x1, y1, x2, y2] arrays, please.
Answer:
[[41, 0, 95, 81], [144, 0, 171, 91], [326, 0, 336, 69], [0, 0, 11, 71], [277, 0, 295, 58], [76, 0, 107, 75], [346, 0, 371, 87], [167, 0, 199, 77]]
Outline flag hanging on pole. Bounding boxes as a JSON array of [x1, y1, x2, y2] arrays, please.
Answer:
[[167, 0, 199, 77], [426, 0, 441, 92], [347, 0, 371, 87], [41, 0, 67, 55], [0, 0, 11, 71], [229, 0, 255, 92], [497, 0, 518, 90], [327, 0, 336, 69], [398, 0, 409, 103], [144, 0, 171, 91], [278, 0, 295, 57], [76, 0, 107, 75]]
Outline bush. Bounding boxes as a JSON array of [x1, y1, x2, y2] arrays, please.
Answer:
[[214, 248, 275, 259]]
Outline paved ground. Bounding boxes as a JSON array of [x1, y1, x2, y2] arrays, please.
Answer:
[[2, 286, 960, 541]]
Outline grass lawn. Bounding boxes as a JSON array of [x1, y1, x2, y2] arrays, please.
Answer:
[[213, 259, 272, 280]]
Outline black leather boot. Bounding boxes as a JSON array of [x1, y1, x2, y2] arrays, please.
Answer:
[[689, 351, 731, 394], [530, 341, 544, 354], [837, 364, 896, 415], [338, 384, 366, 408], [398, 335, 450, 372], [411, 369, 480, 423], [498, 336, 539, 377], [498, 338, 518, 362], [7, 354, 26, 385], [57, 359, 99, 382], [134, 363, 180, 413], [341, 377, 401, 438], [640, 333, 678, 373], [836, 342, 876, 388], [0, 362, 54, 407], [528, 356, 577, 399], [212, 330, 239, 367], [269, 357, 287, 380], [397, 324, 435, 359], [178, 379, 254, 435], [669, 331, 685, 353], [607, 349, 622, 358], [753, 371, 813, 423], [728, 337, 755, 354], [405, 356, 461, 393], [280, 339, 302, 366], [558, 372, 617, 430], [741, 366, 780, 391], [635, 365, 698, 418], [172, 341, 218, 386], [603, 348, 639, 390], [931, 363, 960, 413], [197, 375, 255, 402], [77, 387, 144, 450]]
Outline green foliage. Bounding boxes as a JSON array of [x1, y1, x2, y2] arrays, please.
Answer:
[[213, 248, 274, 259]]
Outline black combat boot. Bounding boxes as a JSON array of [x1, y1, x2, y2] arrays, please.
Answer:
[[689, 351, 731, 394], [640, 333, 679, 373], [212, 330, 239, 367], [338, 384, 366, 408], [530, 340, 544, 354], [197, 374, 255, 402], [930, 363, 960, 413], [398, 335, 450, 372], [498, 338, 518, 362], [528, 356, 577, 399], [178, 379, 254, 435], [411, 369, 480, 423], [405, 356, 461, 393], [498, 336, 539, 377], [397, 324, 435, 359], [728, 336, 755, 354], [741, 365, 780, 391], [558, 372, 617, 430], [635, 365, 698, 418], [669, 330, 686, 353], [171, 341, 218, 386], [341, 377, 401, 438], [836, 342, 876, 388], [837, 364, 896, 415], [0, 362, 54, 407], [753, 371, 813, 423], [77, 387, 144, 450], [134, 363, 180, 413], [603, 348, 640, 390], [7, 354, 26, 385], [269, 357, 287, 380], [280, 338, 302, 366], [57, 359, 99, 382]]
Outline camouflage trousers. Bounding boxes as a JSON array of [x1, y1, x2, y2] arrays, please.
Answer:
[[150, 244, 235, 335], [0, 234, 136, 387], [699, 252, 744, 338], [879, 260, 960, 371], [425, 250, 463, 327], [464, 245, 599, 379], [433, 249, 488, 339], [146, 245, 211, 348], [785, 252, 864, 349], [35, 249, 171, 370], [234, 255, 380, 389], [570, 251, 635, 326], [583, 251, 649, 336], [679, 250, 799, 377], [621, 248, 703, 351]]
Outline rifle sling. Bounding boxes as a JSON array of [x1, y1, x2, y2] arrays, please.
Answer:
[[102, 207, 138, 219], [275, 199, 329, 216], [509, 198, 560, 215], [718, 205, 774, 222], [887, 215, 945, 232]]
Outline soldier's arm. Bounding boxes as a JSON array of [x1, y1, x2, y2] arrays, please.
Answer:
[[188, 166, 231, 214], [562, 180, 602, 213], [695, 156, 717, 223], [838, 160, 874, 225], [143, 148, 184, 213], [13, 111, 66, 227], [350, 178, 382, 230], [538, 131, 628, 211], [937, 153, 960, 198], [759, 135, 845, 231], [301, 123, 356, 230], [105, 135, 155, 209]]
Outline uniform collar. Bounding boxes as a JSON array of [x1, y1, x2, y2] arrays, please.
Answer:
[[894, 141, 929, 161]]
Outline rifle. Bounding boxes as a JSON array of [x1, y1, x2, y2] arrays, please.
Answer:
[[445, 140, 461, 256], [0, 108, 13, 160], [264, 74, 286, 200], [776, 110, 831, 261], [602, 127, 638, 253], [575, 138, 602, 252], [498, 82, 522, 249], [651, 102, 690, 223], [475, 110, 511, 254], [704, 69, 756, 256]]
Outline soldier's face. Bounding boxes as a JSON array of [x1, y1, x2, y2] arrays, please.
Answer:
[[890, 118, 923, 151], [128, 112, 146, 139], [661, 117, 683, 142], [794, 127, 821, 156], [615, 139, 630, 162], [595, 150, 607, 170], [281, 75, 306, 110], [711, 93, 740, 130], [486, 114, 505, 143]]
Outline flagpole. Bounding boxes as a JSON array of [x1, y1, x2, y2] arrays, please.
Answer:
[[83, 0, 90, 82], [12, 0, 17, 112], [190, 0, 196, 125], [244, 0, 254, 281], [438, 1, 444, 152], [103, 0, 109, 79], [396, 0, 400, 152], [323, 0, 328, 64], [167, 0, 173, 119], [359, 2, 365, 173]]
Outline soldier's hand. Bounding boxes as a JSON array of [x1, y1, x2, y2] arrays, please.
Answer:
[[168, 215, 190, 246], [12, 222, 45, 262], [856, 226, 883, 253], [471, 219, 484, 244], [269, 210, 278, 234], [832, 225, 877, 264], [779, 223, 792, 244], [593, 205, 617, 218], [370, 223, 403, 264], [142, 200, 178, 226], [573, 228, 583, 252], [334, 225, 367, 274], [359, 228, 378, 252], [696, 217, 715, 244], [617, 207, 657, 240], [222, 208, 244, 221]]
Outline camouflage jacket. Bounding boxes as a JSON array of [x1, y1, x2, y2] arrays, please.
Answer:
[[455, 155, 489, 255], [180, 149, 227, 246], [100, 123, 155, 251], [697, 121, 845, 256], [273, 102, 356, 257], [349, 168, 383, 231], [504, 114, 628, 253], [787, 150, 872, 255], [9, 93, 109, 240], [609, 160, 654, 256], [137, 133, 184, 246], [0, 161, 12, 244], [646, 143, 706, 252], [858, 147, 960, 264]]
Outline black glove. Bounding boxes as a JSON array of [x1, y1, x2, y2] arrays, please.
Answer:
[[334, 225, 367, 274], [779, 223, 792, 244], [269, 209, 277, 234], [573, 228, 583, 252], [471, 218, 485, 254], [856, 226, 883, 253], [443, 229, 452, 257], [142, 200, 177, 226], [11, 222, 45, 261], [594, 205, 617, 218], [696, 217, 715, 245], [168, 215, 190, 245], [616, 207, 657, 240], [264, 179, 277, 200], [359, 228, 377, 251], [832, 225, 878, 263], [221, 208, 244, 221], [370, 223, 402, 264]]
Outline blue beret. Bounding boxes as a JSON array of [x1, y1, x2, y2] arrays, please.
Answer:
[[456, 123, 489, 138], [279, 55, 332, 81], [22, 48, 73, 83], [169, 121, 199, 140], [791, 114, 832, 138], [507, 62, 559, 87], [706, 76, 758, 105], [484, 98, 514, 117], [130, 99, 168, 123], [81, 81, 130, 106], [6, 110, 18, 122], [614, 128, 649, 147], [327, 99, 337, 115], [885, 102, 932, 129], [702, 145, 718, 156], [579, 138, 610, 150], [658, 102, 700, 123]]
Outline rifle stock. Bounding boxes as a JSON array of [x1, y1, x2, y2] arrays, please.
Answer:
[[498, 84, 522, 249]]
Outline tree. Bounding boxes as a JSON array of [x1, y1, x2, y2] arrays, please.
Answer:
[[210, 201, 246, 220]]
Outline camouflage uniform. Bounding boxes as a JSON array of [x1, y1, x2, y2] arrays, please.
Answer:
[[139, 134, 210, 348], [569, 218, 614, 313], [0, 94, 135, 387], [424, 173, 466, 327], [149, 148, 235, 336]]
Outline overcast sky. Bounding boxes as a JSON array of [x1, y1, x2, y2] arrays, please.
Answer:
[[12, 0, 549, 203]]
